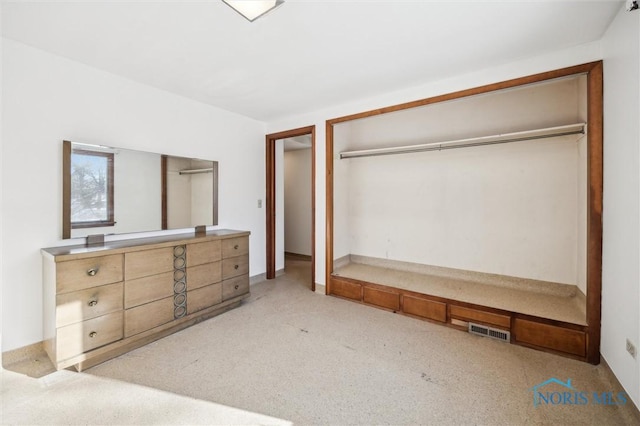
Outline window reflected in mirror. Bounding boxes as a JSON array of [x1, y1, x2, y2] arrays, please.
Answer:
[[63, 141, 218, 239], [70, 148, 115, 228]]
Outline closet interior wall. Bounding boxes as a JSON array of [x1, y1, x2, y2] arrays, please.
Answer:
[[333, 75, 588, 296]]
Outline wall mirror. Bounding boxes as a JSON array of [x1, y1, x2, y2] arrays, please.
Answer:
[[62, 140, 218, 239]]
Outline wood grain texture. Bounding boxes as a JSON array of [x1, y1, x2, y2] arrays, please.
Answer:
[[56, 282, 123, 328], [71, 299, 245, 371], [325, 121, 334, 295], [330, 277, 362, 301], [586, 61, 603, 365], [56, 311, 123, 361], [222, 255, 249, 280], [222, 274, 250, 301], [513, 318, 586, 357], [125, 247, 174, 280], [124, 297, 174, 338], [43, 229, 250, 260], [44, 230, 251, 370], [221, 236, 249, 258], [57, 254, 123, 293], [363, 287, 400, 311], [124, 271, 173, 309], [187, 240, 222, 267], [62, 141, 72, 239], [449, 305, 511, 329], [187, 283, 222, 315], [265, 125, 315, 287], [187, 261, 222, 290], [402, 295, 446, 322]]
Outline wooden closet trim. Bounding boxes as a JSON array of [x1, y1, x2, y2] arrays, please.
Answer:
[[265, 125, 316, 291], [325, 61, 603, 364]]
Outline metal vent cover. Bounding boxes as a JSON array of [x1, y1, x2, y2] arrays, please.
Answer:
[[468, 323, 510, 342]]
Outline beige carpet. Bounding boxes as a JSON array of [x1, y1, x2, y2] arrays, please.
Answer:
[[86, 258, 636, 425], [3, 258, 638, 425]]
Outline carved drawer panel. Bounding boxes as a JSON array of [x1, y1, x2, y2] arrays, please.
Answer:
[[222, 255, 249, 280], [222, 237, 249, 258], [56, 312, 123, 361], [187, 241, 222, 267], [57, 255, 123, 293], [222, 275, 250, 301], [56, 282, 123, 328]]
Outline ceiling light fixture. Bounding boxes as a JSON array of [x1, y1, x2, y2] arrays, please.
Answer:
[[222, 0, 284, 22]]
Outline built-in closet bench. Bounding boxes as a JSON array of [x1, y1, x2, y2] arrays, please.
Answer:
[[330, 257, 588, 361]]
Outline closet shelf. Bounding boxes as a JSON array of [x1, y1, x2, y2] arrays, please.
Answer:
[[339, 122, 586, 159]]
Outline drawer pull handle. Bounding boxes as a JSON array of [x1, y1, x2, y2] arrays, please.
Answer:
[[88, 300, 98, 307], [87, 268, 99, 277], [89, 331, 97, 338], [234, 264, 239, 270], [234, 244, 239, 250], [234, 285, 239, 290]]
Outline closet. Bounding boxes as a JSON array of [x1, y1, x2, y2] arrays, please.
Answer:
[[326, 62, 602, 363]]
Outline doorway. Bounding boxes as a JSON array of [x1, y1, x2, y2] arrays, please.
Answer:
[[265, 125, 316, 290]]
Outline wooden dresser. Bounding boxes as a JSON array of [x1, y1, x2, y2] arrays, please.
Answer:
[[42, 229, 250, 371]]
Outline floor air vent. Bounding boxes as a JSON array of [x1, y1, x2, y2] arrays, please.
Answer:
[[468, 323, 510, 343]]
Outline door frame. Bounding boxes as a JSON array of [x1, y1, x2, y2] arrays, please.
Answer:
[[265, 125, 316, 290]]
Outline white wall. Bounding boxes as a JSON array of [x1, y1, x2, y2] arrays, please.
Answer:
[[1, 39, 266, 352], [0, 3, 4, 360], [267, 30, 640, 406], [267, 41, 603, 292], [284, 148, 312, 256], [334, 77, 585, 287], [601, 5, 640, 409]]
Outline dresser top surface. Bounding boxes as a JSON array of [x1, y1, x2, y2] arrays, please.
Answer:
[[42, 229, 250, 260]]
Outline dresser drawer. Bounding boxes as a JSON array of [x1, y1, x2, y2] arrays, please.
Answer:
[[187, 283, 222, 315], [124, 297, 174, 338], [124, 271, 173, 309], [187, 262, 222, 290], [56, 312, 123, 361], [222, 237, 249, 258], [222, 275, 250, 301], [187, 241, 221, 267], [125, 247, 174, 280], [56, 282, 123, 328], [57, 255, 123, 293], [222, 255, 249, 280]]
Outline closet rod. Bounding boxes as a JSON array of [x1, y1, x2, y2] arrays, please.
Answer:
[[178, 168, 213, 175], [339, 123, 586, 159]]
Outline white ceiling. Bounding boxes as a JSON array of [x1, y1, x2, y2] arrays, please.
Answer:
[[1, 1, 621, 122]]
